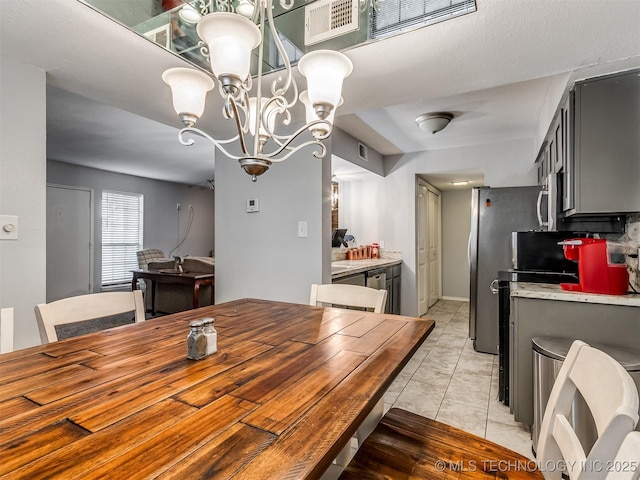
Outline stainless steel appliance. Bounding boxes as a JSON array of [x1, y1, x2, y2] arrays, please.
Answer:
[[497, 231, 582, 405], [469, 186, 546, 354]]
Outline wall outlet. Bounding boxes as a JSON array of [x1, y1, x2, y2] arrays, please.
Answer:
[[176, 203, 181, 211], [379, 240, 385, 249]]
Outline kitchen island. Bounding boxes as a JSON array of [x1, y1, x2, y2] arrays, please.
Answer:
[[509, 282, 640, 426]]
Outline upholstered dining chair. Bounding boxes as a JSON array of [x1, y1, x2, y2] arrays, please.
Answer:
[[310, 283, 389, 474], [136, 249, 166, 270], [1, 307, 14, 353], [35, 290, 145, 344]]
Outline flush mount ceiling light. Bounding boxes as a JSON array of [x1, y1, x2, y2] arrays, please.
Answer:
[[450, 181, 469, 186], [163, 1, 353, 181], [415, 112, 454, 134]]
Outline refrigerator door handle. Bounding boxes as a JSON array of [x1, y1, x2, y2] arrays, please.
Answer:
[[536, 190, 549, 228], [490, 279, 499, 295], [467, 233, 472, 272]]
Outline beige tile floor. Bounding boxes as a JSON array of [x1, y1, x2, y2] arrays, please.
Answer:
[[384, 299, 535, 460]]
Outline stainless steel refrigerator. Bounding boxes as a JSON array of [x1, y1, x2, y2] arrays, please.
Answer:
[[469, 186, 544, 354]]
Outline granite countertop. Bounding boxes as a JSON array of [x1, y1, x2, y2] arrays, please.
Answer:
[[511, 282, 640, 307], [331, 257, 402, 279]]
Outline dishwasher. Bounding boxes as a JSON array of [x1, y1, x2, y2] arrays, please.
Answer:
[[366, 268, 387, 290]]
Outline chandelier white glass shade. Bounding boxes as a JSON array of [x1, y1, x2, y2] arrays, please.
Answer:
[[162, 5, 353, 181], [196, 13, 261, 94], [162, 67, 214, 127]]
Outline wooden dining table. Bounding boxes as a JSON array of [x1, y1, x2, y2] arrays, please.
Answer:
[[0, 298, 434, 479]]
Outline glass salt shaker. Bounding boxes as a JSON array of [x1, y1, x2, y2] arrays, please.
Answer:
[[187, 320, 207, 360], [202, 317, 217, 355]]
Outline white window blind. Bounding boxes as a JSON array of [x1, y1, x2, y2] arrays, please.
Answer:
[[101, 190, 144, 287], [372, 0, 476, 39]]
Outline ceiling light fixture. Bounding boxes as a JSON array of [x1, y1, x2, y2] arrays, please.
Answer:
[[450, 181, 469, 186], [162, 1, 353, 181], [415, 112, 453, 134]]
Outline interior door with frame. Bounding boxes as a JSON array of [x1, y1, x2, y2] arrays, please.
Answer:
[[417, 179, 442, 316], [46, 185, 94, 302]]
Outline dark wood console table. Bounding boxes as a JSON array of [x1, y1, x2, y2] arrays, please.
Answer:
[[131, 269, 215, 315]]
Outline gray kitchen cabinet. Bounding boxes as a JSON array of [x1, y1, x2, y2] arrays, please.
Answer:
[[510, 295, 640, 426], [385, 264, 401, 315], [561, 94, 575, 212], [566, 69, 640, 215]]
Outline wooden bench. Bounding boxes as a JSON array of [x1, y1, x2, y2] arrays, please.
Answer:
[[338, 408, 543, 479]]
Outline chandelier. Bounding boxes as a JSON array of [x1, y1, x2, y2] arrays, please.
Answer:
[[162, 0, 353, 181]]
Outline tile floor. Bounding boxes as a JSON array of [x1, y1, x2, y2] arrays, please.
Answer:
[[384, 299, 535, 460]]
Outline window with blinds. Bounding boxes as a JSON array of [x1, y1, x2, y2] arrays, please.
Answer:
[[372, 0, 476, 40], [101, 190, 144, 287]]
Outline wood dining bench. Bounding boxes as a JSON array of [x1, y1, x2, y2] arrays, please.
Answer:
[[338, 408, 543, 479]]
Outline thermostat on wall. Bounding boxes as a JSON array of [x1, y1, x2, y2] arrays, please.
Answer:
[[246, 198, 260, 213]]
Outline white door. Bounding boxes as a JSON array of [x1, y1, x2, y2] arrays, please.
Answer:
[[417, 183, 428, 315], [417, 179, 442, 316], [46, 185, 93, 302], [427, 189, 441, 307]]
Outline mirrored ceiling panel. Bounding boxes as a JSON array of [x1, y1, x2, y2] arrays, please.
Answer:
[[80, 0, 475, 75]]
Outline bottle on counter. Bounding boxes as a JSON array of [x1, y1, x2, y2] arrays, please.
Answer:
[[202, 317, 218, 355], [187, 320, 207, 360], [371, 242, 379, 259]]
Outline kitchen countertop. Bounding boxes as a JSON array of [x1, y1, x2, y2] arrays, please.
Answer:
[[511, 282, 640, 307], [332, 258, 402, 279]]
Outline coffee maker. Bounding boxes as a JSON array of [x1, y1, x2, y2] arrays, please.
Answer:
[[559, 239, 629, 295]]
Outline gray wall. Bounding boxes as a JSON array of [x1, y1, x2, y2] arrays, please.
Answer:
[[441, 189, 471, 300], [214, 141, 331, 305], [47, 160, 214, 292], [0, 56, 47, 350]]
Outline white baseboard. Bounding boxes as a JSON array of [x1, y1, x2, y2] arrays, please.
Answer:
[[441, 296, 470, 302]]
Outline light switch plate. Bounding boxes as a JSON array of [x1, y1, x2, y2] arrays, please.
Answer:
[[297, 221, 308, 238], [0, 215, 18, 240]]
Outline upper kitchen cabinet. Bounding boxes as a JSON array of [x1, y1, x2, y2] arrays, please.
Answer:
[[566, 69, 640, 216]]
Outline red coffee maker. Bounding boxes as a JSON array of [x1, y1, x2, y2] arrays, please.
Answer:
[[559, 239, 629, 295]]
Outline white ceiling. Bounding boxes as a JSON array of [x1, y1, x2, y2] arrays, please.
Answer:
[[1, 0, 638, 189]]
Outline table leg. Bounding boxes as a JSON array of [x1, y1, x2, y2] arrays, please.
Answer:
[[151, 281, 157, 316], [210, 280, 215, 305], [193, 281, 201, 309]]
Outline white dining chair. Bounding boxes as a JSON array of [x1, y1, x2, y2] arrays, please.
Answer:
[[310, 284, 387, 314], [35, 290, 145, 344], [537, 340, 640, 480], [606, 431, 640, 480], [1, 307, 14, 353], [310, 283, 388, 477]]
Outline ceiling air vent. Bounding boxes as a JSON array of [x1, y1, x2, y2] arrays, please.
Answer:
[[304, 0, 359, 46]]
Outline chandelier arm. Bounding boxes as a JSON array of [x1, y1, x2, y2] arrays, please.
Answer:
[[268, 118, 332, 145], [266, 0, 295, 101], [259, 119, 332, 159], [226, 96, 251, 156], [178, 127, 242, 160], [268, 139, 328, 164]]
